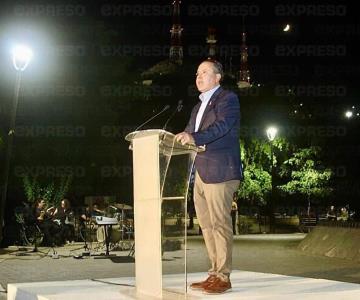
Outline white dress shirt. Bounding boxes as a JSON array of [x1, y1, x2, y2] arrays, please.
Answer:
[[195, 85, 220, 132]]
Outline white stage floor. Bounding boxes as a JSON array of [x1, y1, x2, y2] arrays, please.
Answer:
[[8, 270, 360, 300]]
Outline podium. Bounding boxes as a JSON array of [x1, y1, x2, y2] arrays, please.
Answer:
[[125, 129, 204, 298]]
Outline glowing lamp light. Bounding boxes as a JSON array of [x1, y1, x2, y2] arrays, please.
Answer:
[[266, 127, 278, 141], [345, 111, 353, 119], [12, 44, 33, 71]]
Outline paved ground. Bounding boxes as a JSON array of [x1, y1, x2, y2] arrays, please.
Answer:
[[1, 233, 360, 299]]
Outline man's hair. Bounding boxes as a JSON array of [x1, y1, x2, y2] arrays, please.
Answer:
[[201, 58, 224, 80]]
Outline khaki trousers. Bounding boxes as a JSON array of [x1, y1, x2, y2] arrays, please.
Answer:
[[193, 171, 240, 281]]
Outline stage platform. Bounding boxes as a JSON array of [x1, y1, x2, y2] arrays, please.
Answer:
[[8, 270, 360, 300]]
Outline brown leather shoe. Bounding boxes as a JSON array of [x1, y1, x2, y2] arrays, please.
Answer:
[[190, 275, 217, 290], [203, 277, 232, 294]]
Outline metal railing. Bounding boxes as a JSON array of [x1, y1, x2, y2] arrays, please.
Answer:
[[318, 220, 360, 228]]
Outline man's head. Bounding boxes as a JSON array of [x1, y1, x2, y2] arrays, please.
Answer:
[[196, 59, 223, 93]]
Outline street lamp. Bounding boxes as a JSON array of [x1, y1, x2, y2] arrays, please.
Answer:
[[0, 44, 33, 242], [345, 110, 353, 119], [266, 126, 278, 142], [266, 126, 278, 233], [12, 45, 33, 71]]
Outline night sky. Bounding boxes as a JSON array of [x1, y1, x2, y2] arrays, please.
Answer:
[[0, 1, 359, 215]]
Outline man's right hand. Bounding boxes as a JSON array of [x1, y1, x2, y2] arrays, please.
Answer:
[[175, 132, 195, 145]]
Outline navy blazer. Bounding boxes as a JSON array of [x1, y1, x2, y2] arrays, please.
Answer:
[[185, 87, 243, 184]]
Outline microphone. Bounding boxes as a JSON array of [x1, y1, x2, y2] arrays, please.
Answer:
[[134, 104, 170, 131], [162, 100, 183, 131]]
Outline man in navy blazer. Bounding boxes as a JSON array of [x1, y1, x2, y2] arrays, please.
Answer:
[[176, 59, 242, 294]]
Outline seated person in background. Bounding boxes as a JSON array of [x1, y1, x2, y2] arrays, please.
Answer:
[[53, 199, 75, 244], [338, 207, 349, 221], [326, 205, 337, 221], [79, 203, 104, 228], [91, 203, 105, 217], [33, 199, 61, 246], [79, 204, 99, 227]]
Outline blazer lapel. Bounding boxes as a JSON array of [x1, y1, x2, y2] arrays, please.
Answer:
[[198, 87, 223, 130]]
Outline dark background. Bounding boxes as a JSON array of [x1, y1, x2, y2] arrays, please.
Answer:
[[0, 1, 358, 228]]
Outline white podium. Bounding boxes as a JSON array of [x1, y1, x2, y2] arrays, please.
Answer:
[[125, 129, 204, 298]]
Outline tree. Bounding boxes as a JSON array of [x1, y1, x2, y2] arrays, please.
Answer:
[[237, 137, 290, 206], [278, 146, 333, 216], [238, 164, 271, 206], [237, 136, 293, 233], [22, 174, 73, 208], [237, 138, 273, 232]]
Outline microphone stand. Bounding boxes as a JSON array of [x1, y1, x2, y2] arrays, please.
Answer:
[[162, 100, 183, 131], [134, 105, 170, 132]]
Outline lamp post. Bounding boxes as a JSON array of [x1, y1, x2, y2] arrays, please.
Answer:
[[0, 45, 32, 243], [266, 126, 278, 233]]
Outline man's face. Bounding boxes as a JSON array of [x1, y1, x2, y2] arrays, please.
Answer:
[[39, 200, 45, 209], [196, 62, 221, 93]]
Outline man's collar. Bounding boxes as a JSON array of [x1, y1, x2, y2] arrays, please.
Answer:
[[199, 85, 221, 102]]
